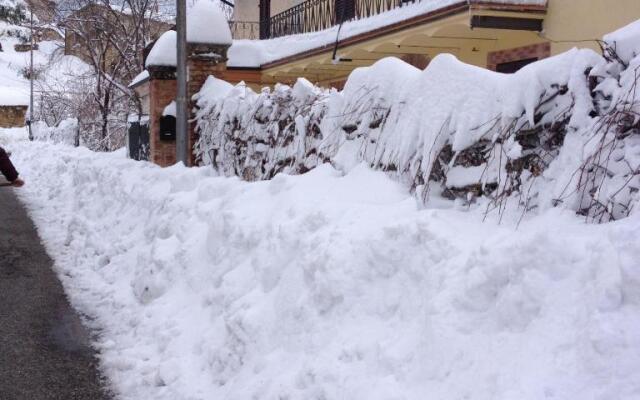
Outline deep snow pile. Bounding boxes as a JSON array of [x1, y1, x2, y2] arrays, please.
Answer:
[[197, 21, 640, 222], [4, 130, 640, 400]]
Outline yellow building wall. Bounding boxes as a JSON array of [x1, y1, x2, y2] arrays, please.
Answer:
[[254, 1, 640, 88], [544, 0, 640, 55]]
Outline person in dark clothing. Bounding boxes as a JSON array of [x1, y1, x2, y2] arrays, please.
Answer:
[[0, 147, 24, 187]]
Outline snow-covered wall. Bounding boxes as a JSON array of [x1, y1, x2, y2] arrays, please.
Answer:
[[195, 20, 640, 222]]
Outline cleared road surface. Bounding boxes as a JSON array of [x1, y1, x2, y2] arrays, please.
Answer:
[[0, 188, 112, 400]]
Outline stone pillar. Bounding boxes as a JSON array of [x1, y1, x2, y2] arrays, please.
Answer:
[[186, 43, 230, 166], [147, 66, 178, 167]]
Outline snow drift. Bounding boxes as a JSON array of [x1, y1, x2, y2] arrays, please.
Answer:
[[4, 129, 640, 400]]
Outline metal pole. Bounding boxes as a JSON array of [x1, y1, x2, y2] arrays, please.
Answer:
[[176, 0, 189, 165], [28, 8, 34, 141]]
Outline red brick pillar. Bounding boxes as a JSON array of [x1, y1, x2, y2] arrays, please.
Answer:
[[487, 43, 550, 71], [186, 43, 230, 166], [147, 66, 177, 167]]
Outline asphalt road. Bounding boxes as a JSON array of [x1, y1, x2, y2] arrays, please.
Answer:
[[0, 188, 112, 400]]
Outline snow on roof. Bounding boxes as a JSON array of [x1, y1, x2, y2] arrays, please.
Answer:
[[228, 0, 547, 68], [0, 86, 29, 106], [129, 69, 150, 88], [193, 75, 233, 104], [145, 30, 177, 67], [187, 0, 232, 45], [162, 100, 176, 117], [146, 0, 232, 68], [483, 0, 546, 4]]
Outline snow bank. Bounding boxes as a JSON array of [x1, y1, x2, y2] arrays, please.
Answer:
[[31, 118, 77, 145], [4, 131, 640, 400], [0, 85, 28, 106], [0, 125, 27, 145]]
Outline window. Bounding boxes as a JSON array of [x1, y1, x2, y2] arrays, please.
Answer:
[[496, 57, 538, 74]]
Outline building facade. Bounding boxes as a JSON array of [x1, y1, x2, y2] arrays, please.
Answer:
[[222, 0, 640, 89]]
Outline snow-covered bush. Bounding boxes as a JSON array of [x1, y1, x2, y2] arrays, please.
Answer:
[[195, 21, 640, 222], [194, 77, 330, 180], [31, 118, 78, 145], [321, 51, 600, 206], [553, 21, 640, 222], [0, 0, 28, 41], [0, 0, 26, 25]]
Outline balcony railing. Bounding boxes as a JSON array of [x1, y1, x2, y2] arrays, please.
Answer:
[[264, 0, 419, 39], [229, 21, 260, 40]]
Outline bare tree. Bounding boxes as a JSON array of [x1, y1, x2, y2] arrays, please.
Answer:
[[48, 0, 169, 150]]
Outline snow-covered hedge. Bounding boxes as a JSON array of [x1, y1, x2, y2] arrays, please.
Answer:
[[0, 0, 26, 25], [195, 21, 640, 222], [194, 77, 330, 180], [31, 118, 78, 145]]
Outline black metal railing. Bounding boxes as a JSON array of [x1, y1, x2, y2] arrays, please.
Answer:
[[229, 21, 261, 40], [264, 0, 419, 39]]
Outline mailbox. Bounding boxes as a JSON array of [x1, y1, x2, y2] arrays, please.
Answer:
[[159, 115, 176, 141]]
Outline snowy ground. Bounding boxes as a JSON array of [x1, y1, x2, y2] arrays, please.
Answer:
[[2, 128, 639, 400]]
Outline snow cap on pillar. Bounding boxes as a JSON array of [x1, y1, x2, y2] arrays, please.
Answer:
[[145, 30, 177, 68], [145, 0, 232, 68], [186, 0, 232, 62]]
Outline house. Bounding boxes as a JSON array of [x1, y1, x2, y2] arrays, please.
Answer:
[[0, 88, 29, 128], [231, 0, 303, 39], [130, 0, 640, 167], [63, 3, 171, 68], [222, 0, 640, 89]]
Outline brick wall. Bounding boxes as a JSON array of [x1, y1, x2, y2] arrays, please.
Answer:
[[487, 42, 550, 71], [0, 106, 27, 128], [401, 53, 430, 70], [145, 44, 230, 167], [148, 71, 177, 167]]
